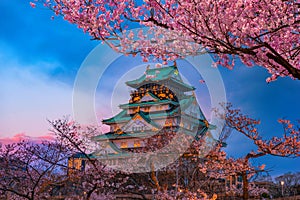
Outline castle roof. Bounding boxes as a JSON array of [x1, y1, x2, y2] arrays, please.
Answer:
[[119, 99, 178, 109], [102, 106, 179, 124], [125, 65, 195, 91], [102, 95, 206, 125], [93, 126, 206, 142]]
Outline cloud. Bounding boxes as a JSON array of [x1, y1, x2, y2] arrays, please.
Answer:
[[0, 133, 54, 145], [0, 1, 97, 85], [0, 57, 73, 138], [0, 1, 98, 139]]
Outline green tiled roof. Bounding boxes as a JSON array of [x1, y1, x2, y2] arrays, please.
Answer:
[[119, 99, 178, 109], [102, 110, 130, 124], [126, 65, 177, 86], [125, 65, 194, 91], [102, 111, 163, 138], [168, 77, 195, 91], [93, 127, 196, 141], [135, 112, 162, 128], [102, 95, 202, 124], [93, 131, 157, 141], [102, 107, 180, 124]]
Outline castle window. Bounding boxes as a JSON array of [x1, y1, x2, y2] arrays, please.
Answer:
[[133, 126, 144, 132], [74, 159, 82, 170], [134, 141, 141, 147], [165, 119, 172, 127], [120, 142, 128, 148]]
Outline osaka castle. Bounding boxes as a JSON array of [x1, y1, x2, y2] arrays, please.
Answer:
[[92, 63, 212, 167]]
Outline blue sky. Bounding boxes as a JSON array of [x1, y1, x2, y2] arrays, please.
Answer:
[[0, 1, 299, 178]]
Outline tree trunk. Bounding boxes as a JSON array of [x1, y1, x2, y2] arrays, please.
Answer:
[[151, 162, 160, 191], [242, 171, 249, 200]]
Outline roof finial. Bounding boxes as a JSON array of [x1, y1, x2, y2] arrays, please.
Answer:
[[146, 65, 150, 70], [173, 61, 177, 67]]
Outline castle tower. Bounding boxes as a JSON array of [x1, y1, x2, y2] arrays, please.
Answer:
[[92, 64, 211, 160]]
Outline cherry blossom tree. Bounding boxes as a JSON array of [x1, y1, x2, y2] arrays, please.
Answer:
[[0, 140, 70, 200], [48, 117, 224, 199], [46, 105, 299, 200], [275, 171, 300, 197], [48, 118, 132, 200], [0, 120, 128, 200], [205, 103, 300, 199], [1, 105, 298, 199], [32, 0, 300, 81]]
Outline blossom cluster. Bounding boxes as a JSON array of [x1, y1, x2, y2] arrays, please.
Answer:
[[33, 0, 300, 80]]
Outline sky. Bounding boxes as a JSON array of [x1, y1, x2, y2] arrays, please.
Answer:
[[0, 1, 299, 178]]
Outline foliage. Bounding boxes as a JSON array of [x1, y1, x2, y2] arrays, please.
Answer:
[[0, 140, 70, 200], [33, 0, 300, 81], [207, 103, 300, 199], [1, 104, 299, 199], [275, 171, 300, 196]]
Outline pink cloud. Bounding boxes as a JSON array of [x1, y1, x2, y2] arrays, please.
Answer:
[[0, 133, 54, 145]]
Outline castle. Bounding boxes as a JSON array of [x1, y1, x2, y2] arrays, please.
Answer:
[[90, 64, 212, 170]]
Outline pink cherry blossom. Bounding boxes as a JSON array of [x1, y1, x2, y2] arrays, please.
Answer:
[[29, 2, 36, 8], [35, 0, 300, 81]]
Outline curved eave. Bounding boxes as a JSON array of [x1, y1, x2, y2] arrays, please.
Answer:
[[102, 118, 130, 124], [125, 75, 147, 88], [125, 66, 176, 87], [126, 77, 195, 92], [93, 131, 157, 141], [168, 78, 195, 91], [102, 110, 129, 124], [102, 108, 180, 125], [119, 99, 179, 109]]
